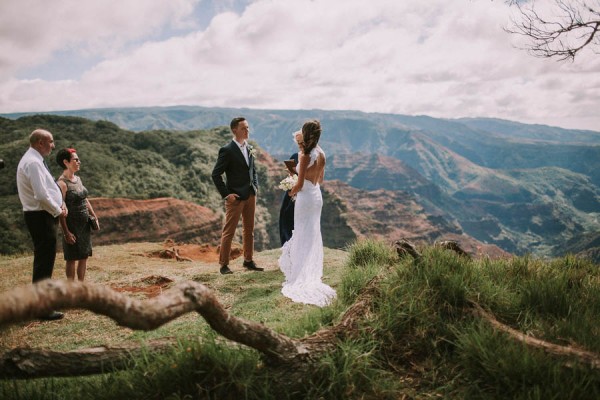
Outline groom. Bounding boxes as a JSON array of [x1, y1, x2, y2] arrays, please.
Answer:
[[212, 117, 263, 274]]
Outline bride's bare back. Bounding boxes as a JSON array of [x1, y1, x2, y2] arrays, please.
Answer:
[[302, 148, 325, 185], [290, 147, 325, 197]]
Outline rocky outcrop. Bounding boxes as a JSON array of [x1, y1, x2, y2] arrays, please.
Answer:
[[87, 197, 222, 246]]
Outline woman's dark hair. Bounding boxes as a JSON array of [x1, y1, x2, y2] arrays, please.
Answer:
[[56, 148, 76, 169], [301, 120, 321, 155]]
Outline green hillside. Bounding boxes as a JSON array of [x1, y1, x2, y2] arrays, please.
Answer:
[[0, 115, 272, 254]]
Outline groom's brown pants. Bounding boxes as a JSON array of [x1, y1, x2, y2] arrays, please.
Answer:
[[219, 194, 256, 267]]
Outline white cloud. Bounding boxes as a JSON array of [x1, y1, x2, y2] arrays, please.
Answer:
[[0, 0, 199, 78], [0, 0, 599, 131]]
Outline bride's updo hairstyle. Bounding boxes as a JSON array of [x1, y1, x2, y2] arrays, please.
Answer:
[[301, 120, 321, 155]]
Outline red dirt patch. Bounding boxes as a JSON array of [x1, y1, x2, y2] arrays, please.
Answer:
[[144, 240, 243, 263], [111, 275, 174, 298]]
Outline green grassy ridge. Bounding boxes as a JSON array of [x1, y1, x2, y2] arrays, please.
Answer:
[[0, 115, 278, 255], [0, 115, 228, 202], [2, 240, 599, 399]]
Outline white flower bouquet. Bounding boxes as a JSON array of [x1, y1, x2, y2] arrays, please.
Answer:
[[278, 175, 298, 201]]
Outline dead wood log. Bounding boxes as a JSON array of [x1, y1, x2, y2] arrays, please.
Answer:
[[434, 240, 471, 259], [0, 339, 177, 379], [303, 275, 381, 347], [0, 279, 308, 378], [173, 247, 193, 262], [395, 238, 471, 260], [470, 301, 600, 370], [394, 239, 422, 260], [0, 274, 384, 380]]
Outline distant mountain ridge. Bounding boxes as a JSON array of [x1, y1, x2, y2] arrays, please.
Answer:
[[0, 114, 499, 259], [2, 106, 599, 259]]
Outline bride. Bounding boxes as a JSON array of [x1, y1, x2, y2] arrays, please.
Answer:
[[278, 120, 337, 307]]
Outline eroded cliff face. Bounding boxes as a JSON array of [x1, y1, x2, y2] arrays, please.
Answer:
[[87, 197, 222, 246], [82, 185, 507, 260], [80, 148, 506, 260], [321, 181, 509, 259]]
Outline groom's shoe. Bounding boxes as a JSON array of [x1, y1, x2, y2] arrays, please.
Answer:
[[220, 265, 233, 275], [243, 260, 264, 271]]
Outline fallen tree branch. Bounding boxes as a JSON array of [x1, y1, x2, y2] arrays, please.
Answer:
[[470, 301, 600, 369], [394, 239, 422, 260], [304, 275, 382, 347], [395, 238, 471, 260], [173, 247, 193, 262], [0, 271, 385, 380], [0, 339, 177, 379], [434, 240, 471, 259], [0, 280, 306, 378]]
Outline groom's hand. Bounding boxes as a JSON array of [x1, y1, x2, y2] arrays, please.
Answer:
[[225, 194, 240, 203]]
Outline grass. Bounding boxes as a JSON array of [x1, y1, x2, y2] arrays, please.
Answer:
[[1, 240, 600, 399], [0, 243, 347, 352]]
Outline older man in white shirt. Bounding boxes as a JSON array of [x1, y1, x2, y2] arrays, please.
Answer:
[[16, 129, 67, 321]]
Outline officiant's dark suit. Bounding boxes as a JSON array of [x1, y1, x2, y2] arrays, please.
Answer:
[[211, 117, 261, 274], [279, 131, 305, 246], [279, 152, 299, 246]]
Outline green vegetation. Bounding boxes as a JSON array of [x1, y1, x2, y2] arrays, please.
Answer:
[[0, 115, 276, 255], [1, 240, 599, 399]]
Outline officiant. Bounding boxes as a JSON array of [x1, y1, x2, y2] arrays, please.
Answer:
[[279, 131, 304, 245]]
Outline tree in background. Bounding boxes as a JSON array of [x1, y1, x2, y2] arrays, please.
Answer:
[[506, 0, 600, 61]]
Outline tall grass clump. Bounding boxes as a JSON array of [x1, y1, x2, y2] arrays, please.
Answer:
[[346, 238, 397, 269], [338, 238, 397, 306], [453, 254, 600, 399], [305, 339, 401, 399], [357, 245, 600, 398]]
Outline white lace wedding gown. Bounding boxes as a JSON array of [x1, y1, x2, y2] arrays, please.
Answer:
[[278, 147, 337, 307]]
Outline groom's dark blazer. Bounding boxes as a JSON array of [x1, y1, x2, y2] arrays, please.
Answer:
[[212, 140, 258, 200]]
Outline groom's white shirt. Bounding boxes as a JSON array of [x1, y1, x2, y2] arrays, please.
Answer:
[[234, 139, 249, 165]]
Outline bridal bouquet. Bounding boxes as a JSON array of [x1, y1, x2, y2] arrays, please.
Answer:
[[278, 175, 298, 201]]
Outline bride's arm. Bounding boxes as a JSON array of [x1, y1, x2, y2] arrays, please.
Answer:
[[290, 153, 309, 197]]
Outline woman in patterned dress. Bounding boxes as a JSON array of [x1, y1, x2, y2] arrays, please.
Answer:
[[56, 148, 99, 281]]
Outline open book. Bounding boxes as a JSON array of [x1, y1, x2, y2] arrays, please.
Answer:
[[284, 159, 297, 175]]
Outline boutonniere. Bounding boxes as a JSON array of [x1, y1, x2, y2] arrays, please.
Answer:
[[248, 146, 258, 158]]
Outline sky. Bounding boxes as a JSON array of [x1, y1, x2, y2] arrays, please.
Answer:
[[0, 0, 599, 131]]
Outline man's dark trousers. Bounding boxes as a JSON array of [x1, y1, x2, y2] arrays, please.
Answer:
[[24, 210, 58, 283]]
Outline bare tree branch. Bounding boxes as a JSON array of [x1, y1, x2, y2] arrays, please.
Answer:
[[470, 300, 600, 369], [0, 280, 304, 366], [0, 339, 178, 379], [505, 0, 600, 61], [0, 277, 384, 379]]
